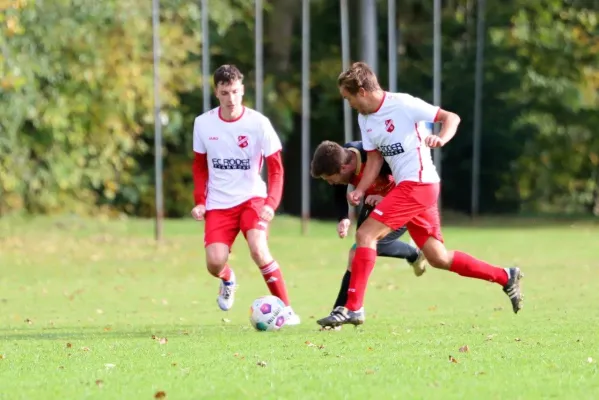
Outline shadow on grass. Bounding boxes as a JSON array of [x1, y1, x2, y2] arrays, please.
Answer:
[[0, 324, 254, 341], [438, 212, 599, 229]]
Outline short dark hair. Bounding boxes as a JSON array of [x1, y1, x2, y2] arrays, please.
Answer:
[[337, 61, 380, 95], [310, 141, 353, 178], [213, 64, 244, 87]]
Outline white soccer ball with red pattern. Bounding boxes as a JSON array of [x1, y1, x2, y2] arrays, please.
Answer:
[[249, 295, 287, 331]]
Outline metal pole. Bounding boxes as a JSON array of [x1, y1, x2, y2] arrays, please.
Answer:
[[433, 0, 442, 211], [152, 0, 163, 242], [201, 0, 210, 112], [301, 0, 310, 235], [361, 0, 377, 74], [255, 0, 263, 113], [340, 0, 352, 144], [471, 0, 486, 218], [255, 0, 267, 181], [388, 0, 397, 92], [340, 0, 355, 221]]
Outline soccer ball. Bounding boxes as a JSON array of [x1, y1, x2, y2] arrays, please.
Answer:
[[249, 295, 287, 332]]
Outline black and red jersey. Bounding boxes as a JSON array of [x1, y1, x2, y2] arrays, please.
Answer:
[[334, 141, 395, 221]]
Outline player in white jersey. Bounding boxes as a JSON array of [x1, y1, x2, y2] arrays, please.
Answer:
[[191, 65, 300, 326], [317, 62, 523, 328]]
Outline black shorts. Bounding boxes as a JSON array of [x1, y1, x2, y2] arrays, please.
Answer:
[[354, 204, 407, 247]]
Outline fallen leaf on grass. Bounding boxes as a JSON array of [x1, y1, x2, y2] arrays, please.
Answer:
[[95, 380, 103, 388], [305, 341, 315, 347], [103, 326, 112, 332], [222, 318, 231, 324], [367, 347, 373, 351], [318, 344, 326, 350], [256, 361, 267, 367], [24, 318, 33, 325], [475, 371, 486, 376], [154, 391, 166, 399], [150, 335, 168, 344], [66, 343, 72, 348], [428, 306, 437, 311], [0, 355, 5, 360], [448, 355, 458, 363], [365, 369, 375, 375], [81, 347, 91, 352], [58, 366, 64, 369], [515, 338, 521, 342], [171, 362, 177, 367], [493, 307, 504, 311], [459, 345, 469, 353]]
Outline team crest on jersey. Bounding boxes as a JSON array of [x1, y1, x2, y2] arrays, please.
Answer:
[[385, 119, 395, 133], [237, 135, 249, 148]]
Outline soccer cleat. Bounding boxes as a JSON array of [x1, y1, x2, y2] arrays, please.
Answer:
[[408, 249, 428, 277], [316, 306, 365, 328], [283, 306, 301, 326], [503, 267, 524, 314], [216, 270, 237, 311]]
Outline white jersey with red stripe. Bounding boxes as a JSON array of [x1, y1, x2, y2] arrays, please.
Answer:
[[358, 92, 441, 184], [193, 106, 282, 210]]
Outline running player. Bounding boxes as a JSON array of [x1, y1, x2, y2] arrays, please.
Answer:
[[317, 62, 523, 328], [191, 64, 300, 325]]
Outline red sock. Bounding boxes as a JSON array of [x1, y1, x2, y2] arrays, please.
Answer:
[[260, 261, 290, 306], [345, 247, 377, 311], [450, 251, 508, 286], [217, 265, 232, 281]]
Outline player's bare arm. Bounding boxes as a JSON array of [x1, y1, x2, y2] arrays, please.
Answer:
[[425, 108, 461, 148], [348, 150, 384, 205]]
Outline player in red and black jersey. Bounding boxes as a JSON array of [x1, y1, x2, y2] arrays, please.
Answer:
[[311, 140, 428, 317]]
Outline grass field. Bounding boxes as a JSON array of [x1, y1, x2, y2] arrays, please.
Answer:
[[1, 214, 599, 399]]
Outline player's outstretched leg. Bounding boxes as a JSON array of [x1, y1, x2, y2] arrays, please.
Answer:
[[422, 238, 524, 313], [205, 243, 237, 311], [246, 229, 301, 326]]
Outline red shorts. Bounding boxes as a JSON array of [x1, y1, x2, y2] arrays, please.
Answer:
[[370, 181, 443, 249], [204, 197, 268, 248]]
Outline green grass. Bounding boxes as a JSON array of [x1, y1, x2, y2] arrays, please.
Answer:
[[1, 215, 599, 399]]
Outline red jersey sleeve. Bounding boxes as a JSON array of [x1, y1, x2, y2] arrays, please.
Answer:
[[265, 150, 284, 210], [192, 152, 208, 206]]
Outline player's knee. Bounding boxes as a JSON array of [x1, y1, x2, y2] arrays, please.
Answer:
[[205, 246, 228, 276], [424, 248, 451, 269], [355, 227, 377, 248]]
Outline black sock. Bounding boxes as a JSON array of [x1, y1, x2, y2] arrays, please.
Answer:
[[377, 240, 419, 263], [333, 270, 351, 309]]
